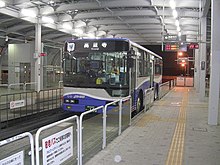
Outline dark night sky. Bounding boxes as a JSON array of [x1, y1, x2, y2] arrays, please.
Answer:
[[143, 45, 194, 77]]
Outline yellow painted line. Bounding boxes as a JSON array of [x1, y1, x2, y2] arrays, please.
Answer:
[[166, 90, 188, 165]]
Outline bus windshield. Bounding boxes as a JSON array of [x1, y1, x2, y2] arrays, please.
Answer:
[[63, 51, 129, 91]]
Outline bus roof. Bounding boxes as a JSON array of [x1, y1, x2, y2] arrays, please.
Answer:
[[66, 37, 129, 43]]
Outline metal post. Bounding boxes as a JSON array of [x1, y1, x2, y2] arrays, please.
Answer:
[[35, 17, 42, 92], [199, 16, 207, 101], [102, 106, 107, 149], [118, 99, 122, 136]]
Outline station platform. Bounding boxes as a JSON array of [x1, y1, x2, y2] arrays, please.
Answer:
[[86, 87, 220, 165]]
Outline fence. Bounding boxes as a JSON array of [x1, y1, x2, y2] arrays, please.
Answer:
[[0, 88, 63, 128], [0, 95, 132, 165]]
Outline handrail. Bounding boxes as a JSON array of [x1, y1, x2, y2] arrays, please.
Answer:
[[0, 84, 8, 87], [24, 82, 37, 90], [102, 96, 131, 149], [0, 132, 35, 165], [8, 83, 24, 89], [59, 80, 63, 88], [102, 100, 120, 149], [160, 81, 170, 87], [79, 106, 104, 165]]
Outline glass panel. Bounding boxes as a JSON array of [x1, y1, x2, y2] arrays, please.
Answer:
[[106, 104, 120, 145], [0, 136, 32, 165], [43, 45, 62, 89], [37, 120, 78, 165], [82, 113, 103, 164], [159, 82, 170, 98], [121, 98, 131, 132]]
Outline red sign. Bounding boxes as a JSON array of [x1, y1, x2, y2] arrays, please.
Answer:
[[189, 43, 199, 49], [40, 52, 47, 56]]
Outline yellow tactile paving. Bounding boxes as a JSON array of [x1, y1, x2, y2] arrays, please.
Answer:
[[166, 90, 188, 165]]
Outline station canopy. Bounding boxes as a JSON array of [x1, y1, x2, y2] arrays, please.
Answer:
[[0, 0, 211, 46]]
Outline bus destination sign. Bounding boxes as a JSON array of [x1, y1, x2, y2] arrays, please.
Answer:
[[65, 39, 129, 52]]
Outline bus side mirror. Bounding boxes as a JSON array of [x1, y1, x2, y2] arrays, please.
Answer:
[[127, 57, 134, 68], [64, 52, 70, 59], [127, 49, 135, 68]]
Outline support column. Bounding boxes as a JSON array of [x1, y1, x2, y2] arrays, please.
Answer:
[[199, 17, 207, 101], [208, 0, 220, 125], [194, 49, 200, 92], [0, 54, 2, 83], [35, 19, 43, 92]]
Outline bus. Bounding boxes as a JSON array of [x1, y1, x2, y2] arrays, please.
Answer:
[[62, 38, 162, 114]]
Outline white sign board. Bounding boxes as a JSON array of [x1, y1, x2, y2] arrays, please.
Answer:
[[176, 77, 185, 86], [10, 100, 25, 109], [42, 127, 73, 165], [185, 77, 194, 87], [0, 150, 24, 165]]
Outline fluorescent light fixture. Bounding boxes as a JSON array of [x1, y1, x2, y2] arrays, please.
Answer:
[[62, 23, 72, 30], [178, 32, 181, 36], [0, 0, 5, 7], [5, 35, 8, 41], [175, 20, 179, 27], [42, 16, 54, 23], [21, 9, 37, 18], [74, 28, 83, 35], [169, 0, 176, 9], [172, 10, 178, 18], [177, 26, 181, 32], [48, 0, 55, 5]]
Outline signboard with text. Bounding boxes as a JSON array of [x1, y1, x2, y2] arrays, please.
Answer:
[[0, 151, 24, 165], [10, 100, 25, 109], [165, 43, 187, 52], [164, 35, 186, 42], [65, 39, 130, 52], [42, 127, 73, 165], [189, 43, 199, 49]]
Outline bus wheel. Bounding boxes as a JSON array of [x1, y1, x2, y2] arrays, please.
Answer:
[[136, 93, 143, 113]]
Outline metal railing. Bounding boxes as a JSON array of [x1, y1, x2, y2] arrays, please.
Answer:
[[35, 115, 79, 165], [79, 106, 104, 165], [0, 132, 35, 165], [159, 81, 170, 99], [58, 80, 63, 88], [0, 88, 63, 128], [24, 82, 37, 91]]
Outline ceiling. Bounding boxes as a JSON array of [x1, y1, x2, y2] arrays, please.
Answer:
[[0, 0, 211, 47]]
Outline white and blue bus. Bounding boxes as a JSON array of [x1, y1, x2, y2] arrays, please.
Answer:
[[62, 38, 162, 114]]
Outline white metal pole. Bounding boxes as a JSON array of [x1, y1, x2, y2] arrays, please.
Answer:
[[118, 99, 122, 135], [102, 106, 107, 149]]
